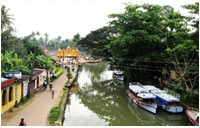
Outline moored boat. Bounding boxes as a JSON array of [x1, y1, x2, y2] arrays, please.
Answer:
[[153, 93, 183, 113], [127, 85, 157, 114], [113, 70, 124, 81], [185, 107, 199, 126], [142, 85, 183, 113], [142, 85, 166, 93]]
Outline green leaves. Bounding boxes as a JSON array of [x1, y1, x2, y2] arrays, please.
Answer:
[[35, 55, 53, 68], [1, 50, 31, 74]]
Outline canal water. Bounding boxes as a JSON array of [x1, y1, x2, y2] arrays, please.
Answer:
[[63, 62, 190, 126]]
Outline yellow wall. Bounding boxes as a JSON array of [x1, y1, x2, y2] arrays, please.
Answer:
[[1, 83, 22, 115]]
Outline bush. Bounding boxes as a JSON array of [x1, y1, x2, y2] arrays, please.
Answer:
[[48, 107, 61, 125], [48, 88, 68, 125], [56, 68, 63, 78]]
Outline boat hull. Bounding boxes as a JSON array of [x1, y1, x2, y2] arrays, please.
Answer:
[[127, 91, 138, 104], [127, 90, 157, 114], [139, 103, 157, 114], [185, 108, 199, 126], [161, 105, 183, 113]]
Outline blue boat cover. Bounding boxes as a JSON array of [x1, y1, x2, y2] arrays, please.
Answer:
[[154, 96, 168, 105]]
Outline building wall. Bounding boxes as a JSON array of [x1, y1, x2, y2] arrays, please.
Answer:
[[1, 83, 22, 115], [35, 68, 50, 86], [22, 79, 29, 98]]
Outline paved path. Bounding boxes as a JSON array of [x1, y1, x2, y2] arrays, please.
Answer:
[[1, 70, 67, 126]]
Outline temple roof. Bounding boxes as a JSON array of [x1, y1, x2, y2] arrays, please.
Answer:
[[56, 46, 80, 57]]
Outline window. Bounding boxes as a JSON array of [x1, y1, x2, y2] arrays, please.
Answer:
[[2, 90, 7, 106], [9, 87, 13, 102]]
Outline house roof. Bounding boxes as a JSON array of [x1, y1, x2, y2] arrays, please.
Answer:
[[32, 69, 43, 76], [21, 75, 30, 81], [1, 77, 16, 89], [1, 78, 8, 83], [34, 66, 51, 70]]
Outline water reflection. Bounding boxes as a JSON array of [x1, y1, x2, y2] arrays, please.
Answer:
[[63, 62, 189, 126]]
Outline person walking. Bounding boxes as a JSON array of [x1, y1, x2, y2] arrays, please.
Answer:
[[19, 118, 27, 126], [52, 87, 55, 99], [43, 81, 47, 89], [49, 82, 53, 91]]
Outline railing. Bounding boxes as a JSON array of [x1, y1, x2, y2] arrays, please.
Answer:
[[188, 107, 199, 112]]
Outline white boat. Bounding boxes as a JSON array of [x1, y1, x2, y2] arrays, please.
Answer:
[[113, 70, 124, 81], [142, 85, 183, 113], [153, 93, 183, 113], [137, 93, 158, 114], [185, 107, 199, 126], [142, 85, 166, 93], [127, 85, 157, 114]]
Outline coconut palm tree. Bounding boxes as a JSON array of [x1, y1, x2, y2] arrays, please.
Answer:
[[1, 5, 14, 32]]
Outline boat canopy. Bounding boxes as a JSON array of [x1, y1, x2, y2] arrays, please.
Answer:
[[113, 70, 123, 75], [137, 93, 156, 99], [129, 85, 148, 93], [142, 85, 166, 93], [155, 93, 180, 102]]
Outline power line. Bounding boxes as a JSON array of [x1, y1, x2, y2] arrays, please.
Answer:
[[87, 54, 199, 64], [110, 63, 199, 74]]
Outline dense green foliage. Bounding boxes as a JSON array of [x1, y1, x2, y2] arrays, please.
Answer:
[[77, 26, 115, 57], [1, 50, 53, 74], [76, 3, 199, 96]]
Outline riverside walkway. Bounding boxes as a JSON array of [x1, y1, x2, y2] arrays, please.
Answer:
[[1, 70, 67, 126]]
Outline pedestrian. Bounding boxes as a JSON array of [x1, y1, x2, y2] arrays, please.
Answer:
[[49, 82, 53, 91], [45, 81, 48, 88], [19, 118, 27, 126], [52, 87, 55, 99]]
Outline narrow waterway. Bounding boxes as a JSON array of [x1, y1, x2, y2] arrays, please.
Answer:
[[63, 62, 190, 126]]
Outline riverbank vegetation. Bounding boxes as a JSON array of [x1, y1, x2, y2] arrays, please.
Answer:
[[76, 3, 199, 107], [48, 87, 68, 126], [48, 69, 79, 126]]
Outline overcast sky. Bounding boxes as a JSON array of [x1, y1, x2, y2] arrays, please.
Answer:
[[1, 0, 198, 40]]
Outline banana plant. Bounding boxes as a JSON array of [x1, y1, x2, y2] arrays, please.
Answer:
[[1, 50, 30, 74], [35, 55, 53, 68]]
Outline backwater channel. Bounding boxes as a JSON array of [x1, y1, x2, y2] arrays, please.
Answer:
[[63, 62, 190, 126]]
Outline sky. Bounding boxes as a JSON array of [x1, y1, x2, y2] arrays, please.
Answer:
[[1, 0, 199, 40]]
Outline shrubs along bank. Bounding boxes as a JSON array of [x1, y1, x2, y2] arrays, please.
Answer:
[[48, 69, 79, 126], [48, 87, 68, 126]]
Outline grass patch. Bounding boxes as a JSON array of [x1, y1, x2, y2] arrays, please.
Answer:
[[56, 68, 63, 78], [48, 106, 61, 125]]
